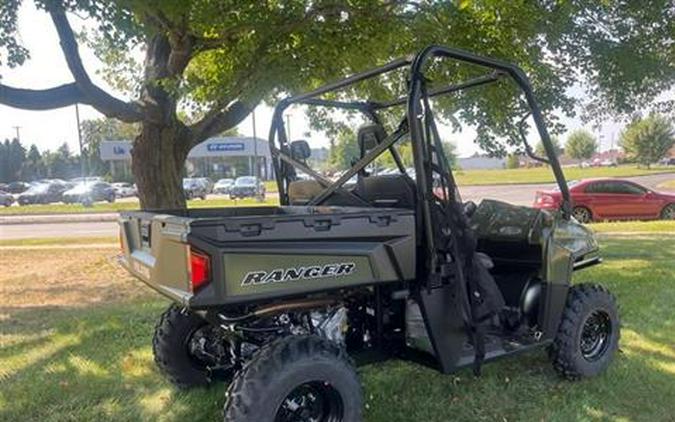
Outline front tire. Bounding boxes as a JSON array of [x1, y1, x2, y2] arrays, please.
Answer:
[[224, 335, 362, 422], [153, 304, 231, 389], [549, 284, 620, 380], [572, 206, 592, 224], [661, 203, 675, 220]]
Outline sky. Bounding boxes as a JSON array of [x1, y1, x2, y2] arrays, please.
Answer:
[[0, 2, 632, 158]]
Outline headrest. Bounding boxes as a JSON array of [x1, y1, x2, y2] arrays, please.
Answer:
[[290, 140, 311, 161], [357, 124, 387, 153]]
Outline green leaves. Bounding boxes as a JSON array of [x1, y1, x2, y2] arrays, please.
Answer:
[[3, 0, 674, 154], [0, 0, 29, 70], [620, 114, 675, 168], [565, 129, 598, 161]]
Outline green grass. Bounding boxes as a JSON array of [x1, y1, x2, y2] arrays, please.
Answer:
[[1, 231, 674, 421], [657, 179, 675, 191], [0, 197, 279, 215], [589, 219, 675, 233], [0, 236, 117, 247], [454, 164, 674, 186]]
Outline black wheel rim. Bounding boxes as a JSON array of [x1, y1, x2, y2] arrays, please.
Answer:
[[664, 205, 675, 220], [275, 381, 344, 422], [580, 310, 612, 361]]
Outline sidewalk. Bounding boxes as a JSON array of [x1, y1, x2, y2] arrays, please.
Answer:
[[0, 212, 118, 225]]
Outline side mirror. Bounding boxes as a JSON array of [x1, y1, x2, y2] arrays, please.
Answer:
[[290, 140, 311, 161]]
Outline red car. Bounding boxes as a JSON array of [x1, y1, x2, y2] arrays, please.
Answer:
[[534, 178, 675, 223]]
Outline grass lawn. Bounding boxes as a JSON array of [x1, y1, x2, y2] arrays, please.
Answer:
[[1, 224, 674, 421], [454, 164, 673, 186], [657, 179, 675, 191]]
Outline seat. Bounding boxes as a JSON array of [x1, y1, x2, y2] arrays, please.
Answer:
[[287, 180, 364, 206], [354, 174, 416, 209]]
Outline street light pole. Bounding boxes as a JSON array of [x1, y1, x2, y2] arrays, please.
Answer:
[[75, 103, 85, 177], [12, 126, 21, 142], [252, 108, 262, 201]]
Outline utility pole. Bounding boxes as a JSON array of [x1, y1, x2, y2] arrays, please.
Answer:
[[12, 126, 21, 142], [252, 108, 262, 202], [75, 104, 85, 177]]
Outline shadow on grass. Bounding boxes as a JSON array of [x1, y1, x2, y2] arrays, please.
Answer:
[[1, 235, 673, 421], [0, 301, 226, 421]]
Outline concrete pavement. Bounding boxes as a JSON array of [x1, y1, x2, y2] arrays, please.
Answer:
[[2, 173, 673, 240]]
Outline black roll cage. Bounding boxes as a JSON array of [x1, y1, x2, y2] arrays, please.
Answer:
[[268, 45, 572, 237]]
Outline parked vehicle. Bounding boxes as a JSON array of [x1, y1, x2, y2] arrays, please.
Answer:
[[196, 177, 214, 193], [118, 45, 619, 422], [5, 181, 30, 194], [0, 190, 14, 207], [534, 178, 675, 223], [17, 182, 69, 205], [661, 157, 675, 166], [70, 176, 104, 184], [62, 181, 116, 204], [183, 178, 209, 200], [111, 182, 137, 198], [229, 176, 265, 199], [213, 178, 234, 195]]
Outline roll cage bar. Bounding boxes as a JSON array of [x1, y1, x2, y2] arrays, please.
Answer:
[[268, 45, 572, 239]]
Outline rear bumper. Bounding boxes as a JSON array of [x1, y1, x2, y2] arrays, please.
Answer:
[[118, 251, 195, 306]]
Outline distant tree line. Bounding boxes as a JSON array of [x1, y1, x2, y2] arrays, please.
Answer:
[[0, 139, 86, 183], [506, 114, 674, 169]]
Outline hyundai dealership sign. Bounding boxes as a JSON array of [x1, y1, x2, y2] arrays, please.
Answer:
[[100, 137, 269, 161]]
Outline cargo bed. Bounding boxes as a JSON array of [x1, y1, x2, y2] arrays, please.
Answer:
[[119, 206, 416, 308]]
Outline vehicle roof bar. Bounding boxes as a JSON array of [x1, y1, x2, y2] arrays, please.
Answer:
[[282, 56, 412, 105], [407, 45, 572, 218], [371, 71, 504, 110]]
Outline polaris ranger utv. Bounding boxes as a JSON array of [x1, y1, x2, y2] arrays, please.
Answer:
[[118, 45, 619, 422]]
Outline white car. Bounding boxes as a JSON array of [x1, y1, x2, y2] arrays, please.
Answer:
[[112, 182, 137, 198], [213, 178, 235, 195]]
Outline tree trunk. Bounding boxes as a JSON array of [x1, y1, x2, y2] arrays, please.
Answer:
[[132, 121, 190, 210]]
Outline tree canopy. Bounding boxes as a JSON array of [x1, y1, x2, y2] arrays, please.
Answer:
[[1, 1, 674, 208], [535, 136, 562, 158], [620, 114, 675, 168], [565, 129, 598, 162]]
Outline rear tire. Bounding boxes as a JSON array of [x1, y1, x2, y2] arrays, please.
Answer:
[[224, 335, 362, 422], [661, 203, 675, 220], [572, 206, 592, 224], [153, 304, 215, 389], [549, 284, 620, 380]]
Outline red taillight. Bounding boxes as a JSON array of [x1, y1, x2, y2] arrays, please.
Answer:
[[189, 248, 211, 293]]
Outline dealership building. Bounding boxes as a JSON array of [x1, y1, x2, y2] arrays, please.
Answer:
[[100, 137, 273, 180]]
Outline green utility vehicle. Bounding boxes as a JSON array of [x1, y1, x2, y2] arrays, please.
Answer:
[[119, 45, 620, 422]]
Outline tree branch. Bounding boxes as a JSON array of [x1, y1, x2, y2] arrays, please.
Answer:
[[190, 100, 253, 145], [0, 83, 86, 109], [48, 7, 143, 122]]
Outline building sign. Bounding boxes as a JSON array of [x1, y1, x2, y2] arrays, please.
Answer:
[[207, 142, 245, 152], [100, 137, 270, 161], [100, 140, 132, 161]]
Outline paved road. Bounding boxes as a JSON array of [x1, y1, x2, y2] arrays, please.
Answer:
[[2, 173, 673, 240], [1, 221, 119, 239]]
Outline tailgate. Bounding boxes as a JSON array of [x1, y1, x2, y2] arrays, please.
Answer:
[[118, 211, 193, 304]]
